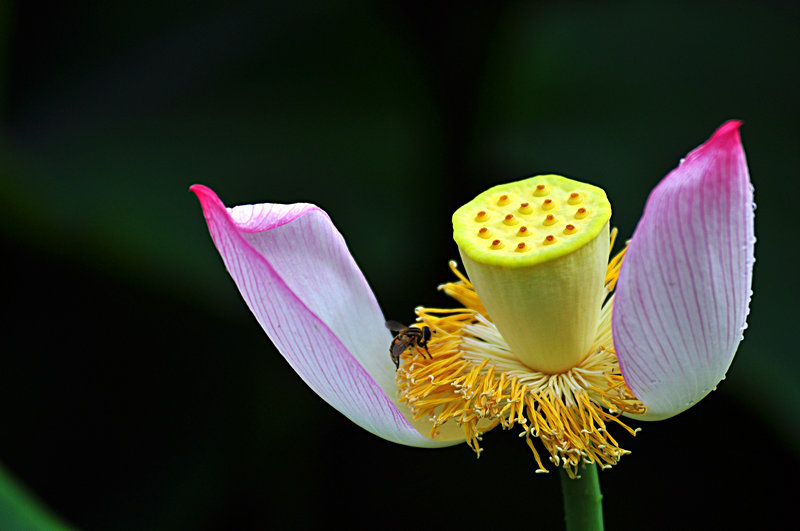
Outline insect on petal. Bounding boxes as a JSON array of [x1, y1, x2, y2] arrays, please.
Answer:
[[192, 185, 454, 446], [612, 121, 755, 420]]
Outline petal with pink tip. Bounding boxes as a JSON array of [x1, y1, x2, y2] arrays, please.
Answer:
[[192, 185, 455, 446], [613, 121, 755, 420]]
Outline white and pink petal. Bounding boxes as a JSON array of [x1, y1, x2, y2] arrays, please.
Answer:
[[613, 121, 755, 420], [192, 185, 456, 447]]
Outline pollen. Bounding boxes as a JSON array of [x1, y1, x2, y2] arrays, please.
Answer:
[[397, 254, 643, 479], [452, 175, 611, 268]]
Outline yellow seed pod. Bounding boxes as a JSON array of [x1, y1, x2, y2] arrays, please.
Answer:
[[453, 175, 610, 267], [452, 174, 611, 374]]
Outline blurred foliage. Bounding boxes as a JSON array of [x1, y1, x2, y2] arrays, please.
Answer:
[[0, 462, 73, 530], [0, 1, 798, 529]]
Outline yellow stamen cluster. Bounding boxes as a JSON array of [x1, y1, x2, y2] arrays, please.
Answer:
[[395, 232, 645, 478]]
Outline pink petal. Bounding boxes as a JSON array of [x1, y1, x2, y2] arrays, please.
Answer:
[[612, 121, 755, 420], [192, 185, 450, 446]]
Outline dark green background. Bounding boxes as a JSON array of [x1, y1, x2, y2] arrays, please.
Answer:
[[1, 1, 797, 529]]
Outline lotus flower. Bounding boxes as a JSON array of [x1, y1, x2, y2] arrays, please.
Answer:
[[192, 121, 753, 476]]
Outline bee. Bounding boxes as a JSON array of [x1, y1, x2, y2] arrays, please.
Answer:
[[386, 320, 433, 369]]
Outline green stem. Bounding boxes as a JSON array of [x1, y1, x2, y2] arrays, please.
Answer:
[[0, 461, 75, 530], [560, 463, 604, 531]]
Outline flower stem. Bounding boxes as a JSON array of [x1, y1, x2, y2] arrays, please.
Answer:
[[560, 463, 604, 531]]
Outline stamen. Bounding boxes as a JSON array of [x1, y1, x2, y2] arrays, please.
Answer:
[[398, 237, 642, 479], [438, 261, 489, 317], [605, 237, 628, 293]]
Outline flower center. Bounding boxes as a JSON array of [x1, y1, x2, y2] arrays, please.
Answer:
[[453, 175, 610, 265], [396, 253, 644, 478]]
